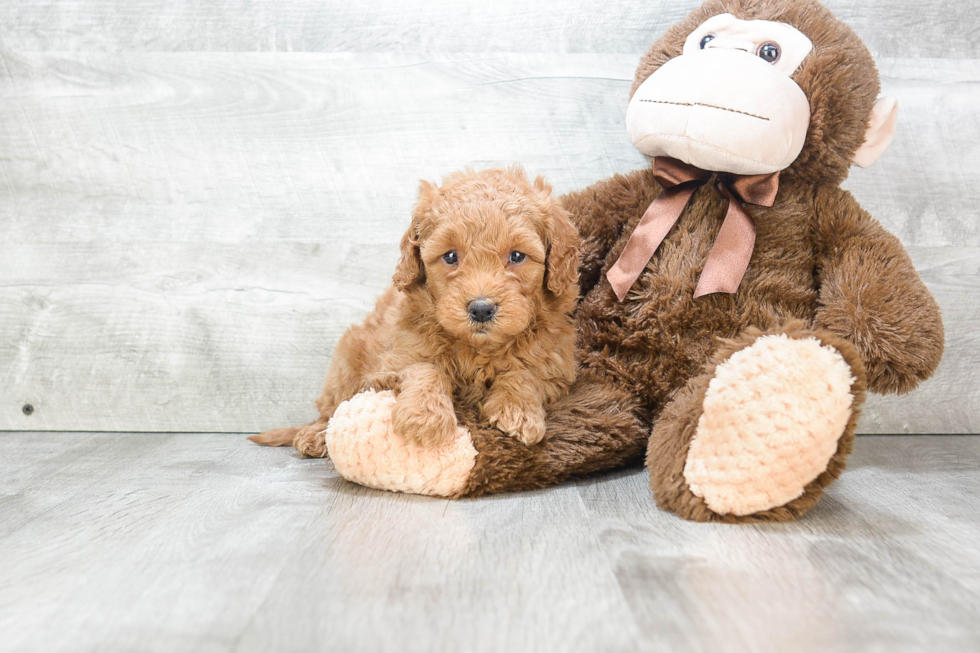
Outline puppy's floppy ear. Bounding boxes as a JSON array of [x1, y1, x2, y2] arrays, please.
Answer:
[[540, 185, 580, 298], [393, 180, 436, 291], [392, 228, 423, 291]]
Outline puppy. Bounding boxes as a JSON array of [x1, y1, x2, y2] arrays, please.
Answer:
[[250, 166, 580, 457]]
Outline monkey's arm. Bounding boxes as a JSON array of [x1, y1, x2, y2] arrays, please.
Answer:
[[813, 186, 944, 394], [559, 168, 660, 296]]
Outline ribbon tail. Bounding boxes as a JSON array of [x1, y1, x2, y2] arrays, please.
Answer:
[[693, 189, 757, 298], [607, 186, 696, 302]]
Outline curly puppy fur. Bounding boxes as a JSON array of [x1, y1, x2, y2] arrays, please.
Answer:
[[250, 166, 580, 455]]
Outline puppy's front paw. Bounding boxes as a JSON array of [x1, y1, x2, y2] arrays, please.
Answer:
[[483, 397, 547, 446], [391, 396, 458, 447]]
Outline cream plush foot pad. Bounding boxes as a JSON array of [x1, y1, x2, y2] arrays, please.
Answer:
[[325, 390, 477, 497], [683, 335, 856, 516]]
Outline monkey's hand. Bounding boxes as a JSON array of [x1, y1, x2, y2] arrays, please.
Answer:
[[814, 187, 944, 395]]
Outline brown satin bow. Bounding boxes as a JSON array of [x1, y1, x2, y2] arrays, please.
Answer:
[[607, 157, 780, 302]]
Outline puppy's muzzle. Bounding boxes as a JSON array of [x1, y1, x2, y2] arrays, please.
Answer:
[[467, 298, 498, 324]]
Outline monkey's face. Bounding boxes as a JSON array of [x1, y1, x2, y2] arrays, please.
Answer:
[[626, 13, 813, 175]]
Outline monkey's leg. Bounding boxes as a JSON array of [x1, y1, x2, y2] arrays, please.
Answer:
[[321, 369, 649, 498], [458, 369, 649, 497], [646, 321, 866, 523]]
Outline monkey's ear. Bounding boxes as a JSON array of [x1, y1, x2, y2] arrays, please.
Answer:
[[392, 180, 436, 290], [853, 97, 899, 168]]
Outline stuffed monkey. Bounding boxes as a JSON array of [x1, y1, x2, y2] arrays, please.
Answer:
[[259, 0, 944, 523]]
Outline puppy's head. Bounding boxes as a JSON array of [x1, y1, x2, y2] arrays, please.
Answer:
[[393, 166, 579, 347]]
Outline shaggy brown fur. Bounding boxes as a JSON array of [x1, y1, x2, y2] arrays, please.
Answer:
[[645, 320, 867, 522], [250, 167, 580, 456], [449, 0, 944, 521]]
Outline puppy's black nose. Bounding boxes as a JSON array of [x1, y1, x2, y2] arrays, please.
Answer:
[[467, 298, 497, 324]]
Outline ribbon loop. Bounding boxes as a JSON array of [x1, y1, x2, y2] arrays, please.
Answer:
[[724, 171, 781, 206], [607, 157, 779, 302], [653, 157, 711, 188]]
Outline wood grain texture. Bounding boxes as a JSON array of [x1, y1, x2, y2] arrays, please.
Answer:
[[0, 0, 976, 58], [0, 4, 977, 433], [1, 432, 978, 652]]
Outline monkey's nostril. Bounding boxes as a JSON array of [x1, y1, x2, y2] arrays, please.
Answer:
[[467, 299, 497, 324]]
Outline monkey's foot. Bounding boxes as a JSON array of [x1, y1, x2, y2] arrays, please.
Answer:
[[648, 324, 866, 521], [325, 390, 477, 497]]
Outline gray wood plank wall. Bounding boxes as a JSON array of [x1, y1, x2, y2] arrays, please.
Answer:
[[1, 1, 978, 433]]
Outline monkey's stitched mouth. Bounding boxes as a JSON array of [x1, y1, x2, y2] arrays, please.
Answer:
[[639, 99, 770, 122]]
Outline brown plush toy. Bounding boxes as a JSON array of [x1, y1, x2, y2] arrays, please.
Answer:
[[267, 0, 944, 522]]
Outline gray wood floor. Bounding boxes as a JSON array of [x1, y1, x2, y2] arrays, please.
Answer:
[[1, 433, 978, 652]]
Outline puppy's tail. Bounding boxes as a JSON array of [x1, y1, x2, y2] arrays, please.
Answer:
[[248, 427, 300, 447]]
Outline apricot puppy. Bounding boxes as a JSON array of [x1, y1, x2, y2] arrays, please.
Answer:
[[251, 166, 580, 456]]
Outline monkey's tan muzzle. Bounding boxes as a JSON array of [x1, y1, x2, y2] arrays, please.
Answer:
[[626, 48, 811, 176]]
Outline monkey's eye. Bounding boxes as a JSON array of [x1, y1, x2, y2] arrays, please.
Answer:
[[699, 34, 715, 49], [508, 251, 527, 264], [442, 250, 458, 265], [758, 42, 780, 64]]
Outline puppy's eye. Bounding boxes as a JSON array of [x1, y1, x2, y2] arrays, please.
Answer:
[[442, 251, 458, 265], [699, 34, 715, 49], [508, 251, 526, 264], [758, 42, 780, 64]]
